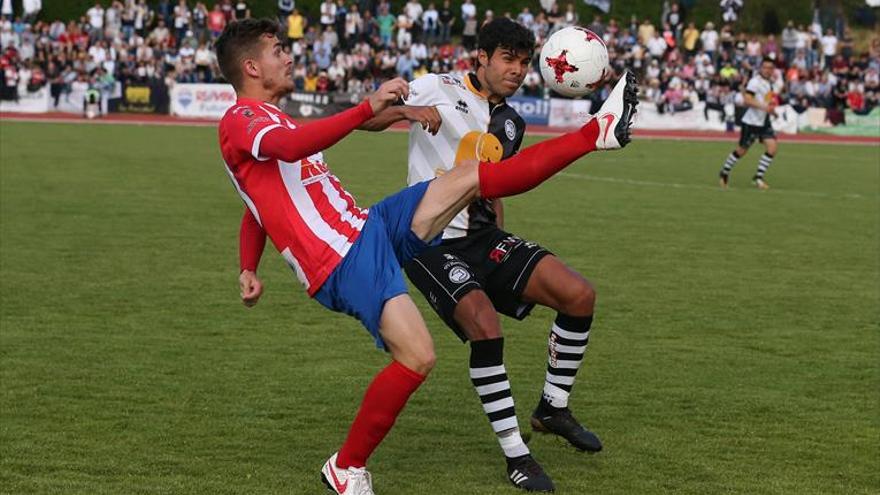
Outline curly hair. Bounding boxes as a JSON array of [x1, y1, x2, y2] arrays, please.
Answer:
[[477, 18, 536, 63]]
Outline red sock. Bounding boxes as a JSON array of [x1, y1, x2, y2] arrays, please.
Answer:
[[336, 360, 426, 468], [478, 118, 599, 199]]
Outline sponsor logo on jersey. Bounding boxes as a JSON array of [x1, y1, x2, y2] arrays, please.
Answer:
[[439, 74, 465, 89], [488, 235, 522, 263], [504, 119, 516, 140], [455, 99, 469, 114]]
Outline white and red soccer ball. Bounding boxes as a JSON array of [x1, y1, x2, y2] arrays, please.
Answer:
[[539, 26, 609, 98]]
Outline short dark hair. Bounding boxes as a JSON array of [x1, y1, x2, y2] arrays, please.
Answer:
[[477, 18, 536, 63], [761, 57, 776, 66], [215, 18, 281, 89]]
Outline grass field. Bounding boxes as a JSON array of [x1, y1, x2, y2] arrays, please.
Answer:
[[1, 121, 878, 495]]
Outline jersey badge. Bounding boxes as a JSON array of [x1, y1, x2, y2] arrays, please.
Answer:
[[504, 119, 516, 140], [455, 99, 469, 114], [448, 266, 471, 283]]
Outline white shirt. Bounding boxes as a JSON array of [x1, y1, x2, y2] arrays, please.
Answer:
[[460, 2, 476, 20], [87, 6, 106, 29], [320, 1, 336, 25], [742, 75, 773, 127], [647, 36, 667, 57], [422, 8, 438, 27], [23, 0, 41, 15], [404, 1, 423, 22], [700, 29, 718, 51], [820, 35, 837, 56], [405, 73, 512, 238]]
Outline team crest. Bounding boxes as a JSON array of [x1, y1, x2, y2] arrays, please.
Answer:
[[504, 119, 516, 140], [448, 266, 471, 284]]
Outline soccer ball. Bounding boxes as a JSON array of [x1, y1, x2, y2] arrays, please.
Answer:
[[539, 27, 609, 98]]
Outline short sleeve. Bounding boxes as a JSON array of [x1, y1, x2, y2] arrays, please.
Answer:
[[406, 74, 444, 107], [745, 78, 761, 95], [221, 105, 285, 161]]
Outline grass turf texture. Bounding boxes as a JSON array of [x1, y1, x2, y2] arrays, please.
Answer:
[[1, 121, 878, 494]]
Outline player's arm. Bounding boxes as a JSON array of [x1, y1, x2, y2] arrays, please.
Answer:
[[239, 208, 265, 307], [257, 78, 409, 162], [359, 74, 444, 133], [743, 80, 776, 114], [492, 199, 504, 228], [358, 104, 442, 134]]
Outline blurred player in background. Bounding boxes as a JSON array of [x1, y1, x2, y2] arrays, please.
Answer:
[[221, 18, 637, 495], [361, 18, 636, 492], [719, 58, 780, 190]]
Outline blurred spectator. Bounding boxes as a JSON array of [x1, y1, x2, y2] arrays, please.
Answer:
[[438, 0, 454, 43], [234, 1, 250, 20], [278, 0, 294, 21], [720, 0, 743, 24]]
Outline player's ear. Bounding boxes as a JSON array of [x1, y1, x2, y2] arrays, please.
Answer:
[[243, 58, 260, 79], [477, 49, 490, 67]]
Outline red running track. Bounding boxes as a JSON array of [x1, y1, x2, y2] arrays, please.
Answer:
[[2, 111, 878, 146]]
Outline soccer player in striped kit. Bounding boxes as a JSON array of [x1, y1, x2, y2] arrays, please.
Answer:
[[719, 58, 780, 190], [222, 18, 638, 494], [361, 19, 633, 492]]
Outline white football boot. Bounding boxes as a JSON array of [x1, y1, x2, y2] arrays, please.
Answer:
[[593, 70, 639, 150], [321, 452, 375, 495]]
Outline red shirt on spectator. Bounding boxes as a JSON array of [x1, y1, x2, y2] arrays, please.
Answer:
[[847, 89, 864, 111], [208, 11, 226, 32]]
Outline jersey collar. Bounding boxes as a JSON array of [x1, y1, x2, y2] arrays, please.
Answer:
[[465, 72, 491, 100], [237, 96, 282, 111], [466, 72, 508, 109]]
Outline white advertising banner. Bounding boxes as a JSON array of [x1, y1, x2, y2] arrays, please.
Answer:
[[170, 83, 236, 118], [632, 101, 798, 134], [548, 98, 593, 128], [0, 85, 50, 113]]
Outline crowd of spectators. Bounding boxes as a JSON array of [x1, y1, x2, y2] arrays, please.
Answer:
[[0, 0, 878, 122]]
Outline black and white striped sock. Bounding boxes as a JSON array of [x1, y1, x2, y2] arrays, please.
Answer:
[[720, 151, 741, 177], [540, 314, 593, 411], [755, 152, 774, 179], [469, 338, 529, 459]]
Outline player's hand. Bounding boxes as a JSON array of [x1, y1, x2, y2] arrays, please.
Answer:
[[404, 106, 442, 135], [767, 103, 778, 117], [239, 269, 263, 307], [368, 78, 409, 115]]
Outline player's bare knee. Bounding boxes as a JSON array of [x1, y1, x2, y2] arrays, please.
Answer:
[[562, 280, 596, 317], [412, 347, 436, 375], [455, 291, 502, 341]]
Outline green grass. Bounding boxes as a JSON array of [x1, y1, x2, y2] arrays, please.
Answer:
[[1, 121, 878, 494]]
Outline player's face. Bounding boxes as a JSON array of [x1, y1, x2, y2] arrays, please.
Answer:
[[482, 48, 531, 98], [760, 61, 774, 80], [254, 34, 294, 94]]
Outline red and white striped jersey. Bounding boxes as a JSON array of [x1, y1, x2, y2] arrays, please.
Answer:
[[219, 98, 368, 295]]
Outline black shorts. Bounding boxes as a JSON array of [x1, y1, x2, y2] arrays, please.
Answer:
[[739, 122, 776, 148], [403, 228, 552, 342]]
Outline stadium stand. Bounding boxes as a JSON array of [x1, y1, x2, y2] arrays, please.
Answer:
[[0, 0, 877, 131]]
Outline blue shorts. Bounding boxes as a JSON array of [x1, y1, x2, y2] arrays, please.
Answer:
[[314, 180, 440, 349]]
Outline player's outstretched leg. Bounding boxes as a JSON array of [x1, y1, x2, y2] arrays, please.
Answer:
[[410, 72, 639, 242]]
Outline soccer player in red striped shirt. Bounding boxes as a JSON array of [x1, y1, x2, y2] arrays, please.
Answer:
[[217, 19, 636, 494]]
